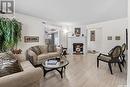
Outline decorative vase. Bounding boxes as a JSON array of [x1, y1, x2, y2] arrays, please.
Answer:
[[11, 49, 22, 54]]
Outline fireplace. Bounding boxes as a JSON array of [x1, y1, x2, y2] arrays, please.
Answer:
[[73, 43, 83, 54]]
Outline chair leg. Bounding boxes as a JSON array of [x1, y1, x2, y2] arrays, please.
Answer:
[[122, 54, 126, 64], [108, 63, 113, 74], [121, 61, 124, 67], [114, 63, 116, 66], [118, 62, 122, 72], [120, 56, 124, 67], [122, 62, 124, 67], [97, 59, 99, 68]]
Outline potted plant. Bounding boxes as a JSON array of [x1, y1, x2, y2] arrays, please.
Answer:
[[0, 17, 22, 53]]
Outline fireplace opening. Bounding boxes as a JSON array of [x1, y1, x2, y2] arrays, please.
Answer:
[[73, 43, 83, 54]]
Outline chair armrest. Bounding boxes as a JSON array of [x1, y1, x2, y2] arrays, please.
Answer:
[[100, 53, 110, 57], [0, 67, 43, 87], [26, 50, 38, 65], [97, 53, 110, 59], [14, 54, 26, 62]]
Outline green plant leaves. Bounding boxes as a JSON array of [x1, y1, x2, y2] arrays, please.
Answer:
[[0, 17, 22, 52]]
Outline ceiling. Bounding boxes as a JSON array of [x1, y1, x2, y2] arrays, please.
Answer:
[[15, 0, 127, 25]]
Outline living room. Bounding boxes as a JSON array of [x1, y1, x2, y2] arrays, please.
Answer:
[[0, 0, 130, 87]]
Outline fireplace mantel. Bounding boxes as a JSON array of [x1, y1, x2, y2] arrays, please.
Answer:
[[68, 36, 87, 54]]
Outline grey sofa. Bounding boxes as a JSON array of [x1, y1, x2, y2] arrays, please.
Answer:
[[26, 45, 61, 66], [0, 54, 43, 87]]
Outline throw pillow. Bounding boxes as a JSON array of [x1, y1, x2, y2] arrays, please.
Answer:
[[39, 45, 48, 53], [0, 53, 23, 77], [31, 46, 41, 55]]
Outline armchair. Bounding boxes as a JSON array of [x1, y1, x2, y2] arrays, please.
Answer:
[[120, 43, 126, 66], [97, 46, 122, 74]]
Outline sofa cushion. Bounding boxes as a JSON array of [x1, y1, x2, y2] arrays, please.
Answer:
[[20, 61, 34, 70], [39, 45, 47, 54], [47, 52, 60, 57], [31, 46, 41, 55], [37, 52, 59, 65], [0, 53, 23, 77], [98, 55, 112, 62], [38, 54, 50, 60]]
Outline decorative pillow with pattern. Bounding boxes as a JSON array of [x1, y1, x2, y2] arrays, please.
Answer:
[[31, 46, 41, 55], [0, 53, 23, 77]]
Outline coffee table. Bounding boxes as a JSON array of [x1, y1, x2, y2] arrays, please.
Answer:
[[42, 58, 69, 78]]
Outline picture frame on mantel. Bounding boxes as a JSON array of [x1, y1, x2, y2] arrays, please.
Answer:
[[75, 28, 81, 37], [24, 36, 39, 43]]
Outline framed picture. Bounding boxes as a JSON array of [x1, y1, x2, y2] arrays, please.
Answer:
[[75, 28, 81, 37], [24, 36, 39, 43], [90, 30, 95, 41], [107, 36, 112, 40], [115, 36, 120, 40]]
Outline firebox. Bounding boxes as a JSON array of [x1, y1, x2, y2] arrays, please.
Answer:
[[73, 43, 83, 54]]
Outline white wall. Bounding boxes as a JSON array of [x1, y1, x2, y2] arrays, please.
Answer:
[[59, 26, 69, 48], [15, 13, 46, 52], [87, 18, 128, 53], [15, 15, 126, 55]]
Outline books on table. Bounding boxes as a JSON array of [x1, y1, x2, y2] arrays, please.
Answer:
[[45, 60, 60, 67]]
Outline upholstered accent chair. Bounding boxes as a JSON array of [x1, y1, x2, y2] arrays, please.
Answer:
[[120, 43, 127, 66], [97, 46, 122, 74]]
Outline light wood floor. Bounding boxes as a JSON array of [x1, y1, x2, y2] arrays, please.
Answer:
[[40, 53, 127, 87]]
